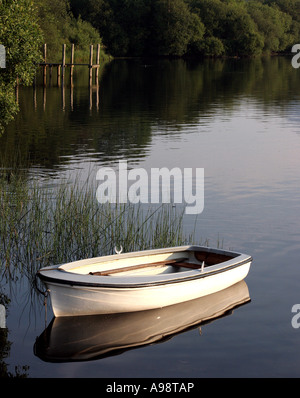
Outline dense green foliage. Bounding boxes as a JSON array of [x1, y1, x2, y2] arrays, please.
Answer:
[[0, 0, 43, 134], [34, 0, 108, 63], [0, 0, 43, 86], [0, 0, 108, 134], [70, 0, 300, 57]]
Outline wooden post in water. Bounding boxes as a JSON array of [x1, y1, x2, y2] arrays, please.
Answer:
[[61, 44, 66, 86], [70, 43, 74, 86], [89, 45, 93, 87], [40, 43, 102, 90], [43, 44, 47, 86], [57, 65, 61, 87], [95, 44, 100, 84]]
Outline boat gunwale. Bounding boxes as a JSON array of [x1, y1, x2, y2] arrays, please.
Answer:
[[58, 245, 239, 271], [37, 245, 252, 289], [38, 258, 252, 289]]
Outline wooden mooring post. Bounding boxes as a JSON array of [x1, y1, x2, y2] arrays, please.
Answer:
[[89, 44, 93, 87], [39, 43, 101, 87], [95, 44, 100, 84], [70, 43, 74, 85], [61, 43, 66, 86], [43, 44, 47, 86]]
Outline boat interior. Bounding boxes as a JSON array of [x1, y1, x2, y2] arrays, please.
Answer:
[[82, 249, 237, 277]]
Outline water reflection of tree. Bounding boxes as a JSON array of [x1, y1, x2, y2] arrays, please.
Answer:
[[0, 57, 299, 173], [0, 83, 19, 136], [0, 292, 29, 378]]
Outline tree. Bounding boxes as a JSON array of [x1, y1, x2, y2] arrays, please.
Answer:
[[189, 0, 264, 56], [70, 0, 204, 57], [221, 3, 264, 56], [247, 1, 294, 53], [0, 0, 43, 134], [110, 0, 151, 56], [0, 0, 43, 86], [35, 0, 106, 62], [264, 0, 300, 50], [149, 0, 205, 56]]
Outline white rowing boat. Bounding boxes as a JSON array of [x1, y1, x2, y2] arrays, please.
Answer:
[[37, 245, 252, 317]]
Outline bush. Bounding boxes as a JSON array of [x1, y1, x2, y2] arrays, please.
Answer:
[[35, 0, 108, 62], [247, 1, 294, 53], [0, 0, 43, 134]]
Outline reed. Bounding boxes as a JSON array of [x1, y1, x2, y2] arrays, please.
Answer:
[[0, 173, 197, 284]]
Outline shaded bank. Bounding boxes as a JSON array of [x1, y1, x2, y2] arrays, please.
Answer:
[[70, 0, 300, 57]]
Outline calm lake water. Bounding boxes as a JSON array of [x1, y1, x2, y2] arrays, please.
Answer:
[[1, 57, 300, 378]]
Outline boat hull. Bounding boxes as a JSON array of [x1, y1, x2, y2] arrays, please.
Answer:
[[47, 261, 250, 317], [37, 246, 252, 317]]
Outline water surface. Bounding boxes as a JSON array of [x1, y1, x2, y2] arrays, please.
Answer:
[[1, 57, 300, 378]]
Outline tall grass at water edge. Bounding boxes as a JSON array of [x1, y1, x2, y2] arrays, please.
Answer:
[[0, 174, 200, 287]]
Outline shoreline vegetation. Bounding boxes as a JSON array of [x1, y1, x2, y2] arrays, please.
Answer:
[[70, 0, 300, 58], [1, 0, 300, 132], [0, 171, 200, 284]]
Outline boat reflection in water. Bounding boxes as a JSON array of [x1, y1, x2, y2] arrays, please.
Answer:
[[34, 281, 250, 363]]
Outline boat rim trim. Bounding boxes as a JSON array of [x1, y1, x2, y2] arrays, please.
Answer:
[[37, 256, 252, 289]]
